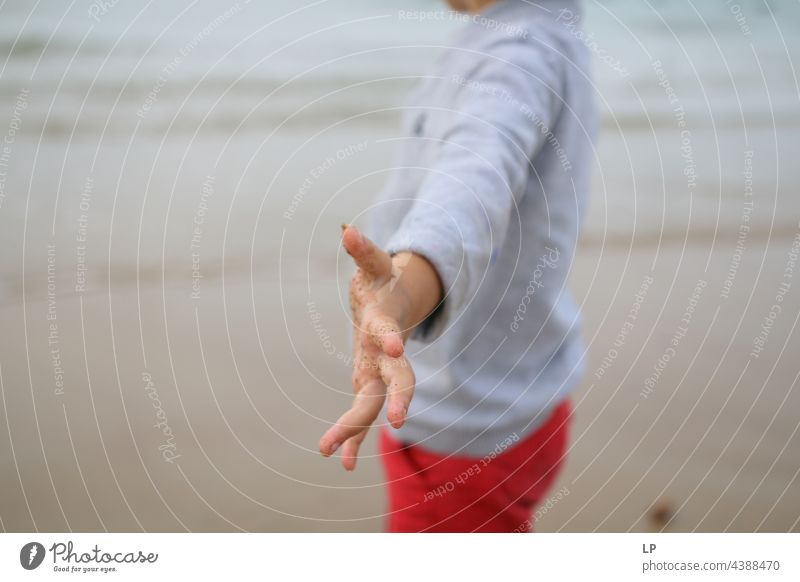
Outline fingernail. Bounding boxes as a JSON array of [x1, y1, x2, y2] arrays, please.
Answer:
[[344, 224, 360, 241], [329, 442, 340, 455]]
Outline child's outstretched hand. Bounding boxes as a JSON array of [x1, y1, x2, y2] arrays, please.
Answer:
[[319, 225, 442, 471]]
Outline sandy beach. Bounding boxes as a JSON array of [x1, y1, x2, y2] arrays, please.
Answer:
[[1, 179, 798, 531]]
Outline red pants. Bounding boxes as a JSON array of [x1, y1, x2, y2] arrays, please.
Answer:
[[379, 399, 571, 532]]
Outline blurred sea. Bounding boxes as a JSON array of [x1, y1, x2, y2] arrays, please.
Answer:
[[1, 0, 798, 135], [0, 0, 797, 298]]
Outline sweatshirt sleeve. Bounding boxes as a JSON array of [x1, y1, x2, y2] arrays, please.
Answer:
[[385, 37, 565, 341]]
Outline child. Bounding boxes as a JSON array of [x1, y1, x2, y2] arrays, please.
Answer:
[[320, 0, 596, 532]]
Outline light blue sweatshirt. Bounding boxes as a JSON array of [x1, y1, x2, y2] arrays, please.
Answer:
[[368, 0, 596, 456]]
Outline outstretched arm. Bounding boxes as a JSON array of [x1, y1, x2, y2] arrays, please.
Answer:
[[318, 224, 443, 471]]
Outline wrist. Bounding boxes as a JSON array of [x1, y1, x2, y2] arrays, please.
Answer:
[[390, 252, 443, 333]]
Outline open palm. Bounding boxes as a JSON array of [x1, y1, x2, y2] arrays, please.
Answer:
[[318, 225, 418, 471]]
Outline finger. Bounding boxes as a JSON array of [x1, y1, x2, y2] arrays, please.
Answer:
[[341, 428, 369, 471], [351, 324, 371, 394], [341, 224, 392, 282], [348, 268, 374, 321], [379, 354, 416, 429], [365, 311, 404, 358], [319, 379, 385, 457]]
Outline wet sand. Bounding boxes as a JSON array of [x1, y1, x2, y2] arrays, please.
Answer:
[[1, 216, 798, 532]]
